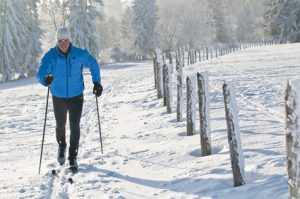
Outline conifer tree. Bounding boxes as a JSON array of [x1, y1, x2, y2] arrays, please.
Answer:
[[25, 0, 43, 77], [119, 7, 135, 59], [211, 0, 233, 43], [132, 0, 158, 58], [265, 0, 300, 43], [68, 0, 104, 57], [0, 0, 28, 81], [236, 1, 256, 42]]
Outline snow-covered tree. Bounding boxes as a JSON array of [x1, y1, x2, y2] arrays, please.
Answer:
[[236, 1, 256, 42], [209, 0, 233, 43], [0, 0, 5, 80], [68, 0, 104, 57], [156, 0, 181, 50], [25, 0, 43, 77], [156, 0, 208, 49], [114, 7, 135, 61], [105, 17, 121, 61], [40, 0, 69, 31], [265, 0, 300, 43], [132, 0, 159, 58], [0, 0, 28, 81]]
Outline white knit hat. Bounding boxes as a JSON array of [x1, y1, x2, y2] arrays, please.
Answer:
[[56, 27, 70, 40]]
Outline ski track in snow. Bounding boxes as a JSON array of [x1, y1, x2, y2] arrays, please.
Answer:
[[1, 44, 300, 198]]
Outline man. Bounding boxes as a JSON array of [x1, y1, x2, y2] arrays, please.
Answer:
[[36, 27, 103, 173]]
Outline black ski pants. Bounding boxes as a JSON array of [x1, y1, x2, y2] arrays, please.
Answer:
[[52, 94, 83, 160]]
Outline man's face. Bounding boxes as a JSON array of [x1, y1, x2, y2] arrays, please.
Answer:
[[57, 39, 70, 53]]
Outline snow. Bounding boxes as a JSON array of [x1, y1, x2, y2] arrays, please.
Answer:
[[1, 43, 300, 198]]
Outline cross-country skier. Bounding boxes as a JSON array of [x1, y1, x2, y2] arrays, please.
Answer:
[[36, 27, 103, 173]]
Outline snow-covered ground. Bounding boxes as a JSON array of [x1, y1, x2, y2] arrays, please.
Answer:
[[1, 43, 300, 198]]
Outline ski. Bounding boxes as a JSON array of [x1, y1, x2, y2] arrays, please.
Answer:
[[66, 167, 78, 184], [68, 177, 74, 184], [50, 167, 77, 184], [51, 168, 61, 176]]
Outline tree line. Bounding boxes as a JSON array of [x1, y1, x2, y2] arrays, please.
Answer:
[[0, 0, 299, 81]]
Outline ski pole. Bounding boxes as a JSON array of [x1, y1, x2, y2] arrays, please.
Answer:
[[95, 95, 103, 154], [38, 86, 50, 174]]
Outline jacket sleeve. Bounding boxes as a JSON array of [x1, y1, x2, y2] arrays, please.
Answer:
[[36, 50, 53, 87], [83, 49, 101, 84]]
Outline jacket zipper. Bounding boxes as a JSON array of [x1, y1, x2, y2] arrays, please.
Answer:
[[66, 57, 69, 98]]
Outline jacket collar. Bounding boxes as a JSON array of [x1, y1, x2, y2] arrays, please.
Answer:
[[56, 43, 72, 58]]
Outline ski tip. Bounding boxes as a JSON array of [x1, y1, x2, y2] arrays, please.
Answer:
[[51, 169, 57, 175], [68, 178, 74, 184]]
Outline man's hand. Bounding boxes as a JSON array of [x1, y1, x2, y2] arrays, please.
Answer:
[[44, 74, 53, 85], [93, 83, 103, 97]]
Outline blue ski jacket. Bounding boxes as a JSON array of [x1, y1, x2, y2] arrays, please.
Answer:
[[37, 44, 101, 98]]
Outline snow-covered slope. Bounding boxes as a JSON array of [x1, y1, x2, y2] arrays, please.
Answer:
[[1, 43, 300, 198]]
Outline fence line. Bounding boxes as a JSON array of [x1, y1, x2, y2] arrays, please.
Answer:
[[152, 40, 276, 188]]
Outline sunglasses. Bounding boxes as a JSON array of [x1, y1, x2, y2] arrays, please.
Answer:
[[58, 39, 69, 43]]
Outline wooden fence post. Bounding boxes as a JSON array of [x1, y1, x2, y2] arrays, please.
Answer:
[[153, 57, 157, 89], [165, 63, 172, 113], [176, 58, 183, 122], [285, 80, 300, 199], [199, 49, 201, 62], [187, 76, 196, 136], [156, 50, 163, 99], [192, 49, 195, 64], [197, 72, 212, 156], [182, 47, 185, 67], [187, 47, 190, 65], [154, 50, 160, 89], [163, 63, 167, 106], [222, 82, 245, 187]]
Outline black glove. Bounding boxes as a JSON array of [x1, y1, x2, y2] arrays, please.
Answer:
[[93, 83, 103, 97], [44, 74, 53, 85]]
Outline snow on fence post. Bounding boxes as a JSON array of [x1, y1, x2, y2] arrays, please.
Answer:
[[155, 49, 163, 99], [285, 80, 300, 199], [206, 47, 209, 60], [176, 57, 183, 122], [186, 76, 196, 136], [222, 82, 245, 187], [197, 72, 212, 156]]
